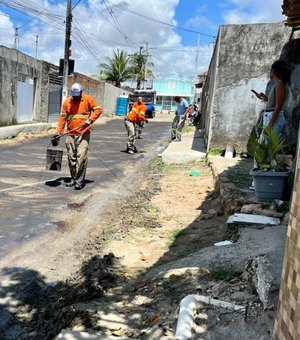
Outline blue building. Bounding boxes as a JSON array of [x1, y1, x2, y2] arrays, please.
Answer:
[[153, 76, 194, 112]]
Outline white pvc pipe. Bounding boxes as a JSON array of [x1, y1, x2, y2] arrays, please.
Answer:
[[175, 294, 245, 339], [175, 295, 197, 340], [224, 143, 235, 158]]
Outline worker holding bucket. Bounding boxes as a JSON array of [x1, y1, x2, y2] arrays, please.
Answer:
[[52, 83, 102, 190]]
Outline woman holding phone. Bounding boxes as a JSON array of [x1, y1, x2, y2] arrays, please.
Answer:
[[249, 60, 290, 190], [252, 60, 290, 137]]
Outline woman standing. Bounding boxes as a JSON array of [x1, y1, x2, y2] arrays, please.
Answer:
[[254, 60, 291, 138], [250, 61, 290, 190]]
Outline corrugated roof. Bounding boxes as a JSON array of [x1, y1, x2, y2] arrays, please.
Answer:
[[282, 0, 300, 27]]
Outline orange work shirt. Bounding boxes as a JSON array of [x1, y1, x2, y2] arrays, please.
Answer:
[[126, 101, 147, 124], [57, 94, 102, 135]]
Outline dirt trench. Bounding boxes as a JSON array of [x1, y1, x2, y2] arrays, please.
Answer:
[[0, 157, 273, 339]]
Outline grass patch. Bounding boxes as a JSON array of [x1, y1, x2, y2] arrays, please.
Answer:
[[165, 229, 181, 250], [270, 200, 290, 214], [227, 171, 252, 188], [145, 206, 159, 219], [144, 226, 158, 234], [224, 224, 240, 243], [162, 160, 209, 175], [227, 187, 243, 197], [182, 125, 196, 134], [153, 158, 165, 168], [208, 148, 224, 156], [209, 266, 240, 281]]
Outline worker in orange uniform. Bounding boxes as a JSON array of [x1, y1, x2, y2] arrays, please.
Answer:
[[124, 96, 148, 154], [53, 83, 102, 190], [133, 97, 147, 139]]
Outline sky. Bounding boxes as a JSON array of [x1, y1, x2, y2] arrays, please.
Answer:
[[0, 0, 286, 82]]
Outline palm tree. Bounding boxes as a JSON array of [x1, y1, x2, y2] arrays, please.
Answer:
[[129, 52, 154, 89], [99, 49, 132, 88]]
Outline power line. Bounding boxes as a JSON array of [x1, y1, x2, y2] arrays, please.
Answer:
[[72, 18, 106, 62], [17, 0, 60, 30], [73, 1, 126, 50], [91, 0, 137, 49], [72, 0, 82, 10], [0, 0, 63, 22], [109, 1, 216, 38], [103, 0, 133, 50]]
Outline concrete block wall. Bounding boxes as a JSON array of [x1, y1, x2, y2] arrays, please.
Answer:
[[201, 23, 292, 152], [69, 73, 130, 115], [0, 45, 131, 126], [0, 45, 46, 126], [69, 73, 104, 103]]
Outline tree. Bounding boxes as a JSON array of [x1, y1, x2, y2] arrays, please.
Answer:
[[129, 52, 154, 89], [99, 49, 132, 88]]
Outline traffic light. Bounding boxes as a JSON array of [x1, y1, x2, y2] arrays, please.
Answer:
[[59, 58, 75, 76]]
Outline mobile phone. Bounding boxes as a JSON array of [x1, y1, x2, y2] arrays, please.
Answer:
[[251, 89, 259, 96]]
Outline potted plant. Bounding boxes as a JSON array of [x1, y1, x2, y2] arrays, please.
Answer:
[[247, 126, 291, 201]]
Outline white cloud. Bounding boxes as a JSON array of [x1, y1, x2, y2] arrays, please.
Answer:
[[0, 0, 285, 82], [186, 15, 218, 31], [222, 0, 285, 24], [0, 11, 15, 47]]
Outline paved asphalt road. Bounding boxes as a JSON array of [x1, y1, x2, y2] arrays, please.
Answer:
[[0, 117, 171, 261]]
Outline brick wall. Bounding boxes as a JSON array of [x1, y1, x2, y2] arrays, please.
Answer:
[[273, 134, 300, 339], [68, 73, 131, 115]]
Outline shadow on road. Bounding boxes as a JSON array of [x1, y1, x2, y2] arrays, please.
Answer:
[[0, 254, 117, 340]]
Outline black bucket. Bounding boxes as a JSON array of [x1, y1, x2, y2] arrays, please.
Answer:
[[46, 146, 63, 171]]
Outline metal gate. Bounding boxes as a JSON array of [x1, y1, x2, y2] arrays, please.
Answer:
[[48, 73, 62, 122], [16, 76, 34, 123]]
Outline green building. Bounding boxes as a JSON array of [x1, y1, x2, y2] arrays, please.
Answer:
[[153, 76, 194, 111]]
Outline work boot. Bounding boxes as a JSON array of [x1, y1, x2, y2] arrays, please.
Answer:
[[75, 182, 85, 190], [66, 179, 76, 187]]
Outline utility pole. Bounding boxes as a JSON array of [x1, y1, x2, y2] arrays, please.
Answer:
[[195, 33, 200, 76], [144, 42, 148, 90], [35, 35, 38, 59], [194, 33, 200, 103], [138, 46, 143, 90], [14, 28, 19, 49], [62, 0, 72, 102]]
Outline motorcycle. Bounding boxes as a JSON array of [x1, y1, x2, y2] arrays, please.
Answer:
[[188, 104, 201, 126]]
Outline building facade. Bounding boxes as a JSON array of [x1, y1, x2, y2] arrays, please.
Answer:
[[153, 76, 194, 112], [0, 45, 130, 127]]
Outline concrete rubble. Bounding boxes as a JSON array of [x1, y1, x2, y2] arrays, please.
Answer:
[[227, 213, 281, 226]]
